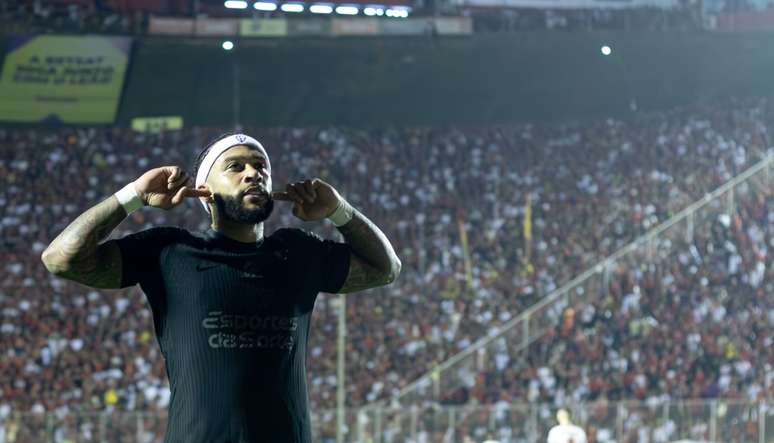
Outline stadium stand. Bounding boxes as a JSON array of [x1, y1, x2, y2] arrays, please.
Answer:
[[1, 98, 771, 436]]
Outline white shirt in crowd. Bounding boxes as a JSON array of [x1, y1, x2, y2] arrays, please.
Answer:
[[547, 423, 588, 443]]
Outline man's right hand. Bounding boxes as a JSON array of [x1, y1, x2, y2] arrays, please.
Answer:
[[133, 166, 211, 210]]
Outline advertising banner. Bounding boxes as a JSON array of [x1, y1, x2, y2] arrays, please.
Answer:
[[148, 17, 195, 35], [432, 17, 473, 34], [287, 19, 332, 36], [131, 116, 184, 133], [195, 18, 239, 36], [240, 18, 289, 37], [380, 18, 433, 35], [0, 34, 132, 124], [331, 18, 380, 36]]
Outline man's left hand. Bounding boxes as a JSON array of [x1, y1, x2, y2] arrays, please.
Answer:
[[272, 178, 342, 221]]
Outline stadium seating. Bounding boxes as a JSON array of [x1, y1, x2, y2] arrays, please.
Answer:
[[0, 97, 771, 428]]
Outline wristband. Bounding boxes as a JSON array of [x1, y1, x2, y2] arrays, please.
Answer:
[[327, 199, 354, 227], [114, 182, 144, 214]]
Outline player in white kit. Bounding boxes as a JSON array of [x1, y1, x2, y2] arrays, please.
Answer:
[[546, 409, 587, 443]]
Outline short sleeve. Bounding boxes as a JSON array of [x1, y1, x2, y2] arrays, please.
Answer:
[[283, 228, 351, 294], [112, 226, 178, 289]]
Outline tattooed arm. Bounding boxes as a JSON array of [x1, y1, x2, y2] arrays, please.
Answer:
[[41, 196, 127, 289], [273, 178, 401, 294], [41, 166, 209, 289], [336, 208, 402, 294]]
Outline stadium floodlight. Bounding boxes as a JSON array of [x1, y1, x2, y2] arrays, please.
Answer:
[[280, 3, 305, 12], [364, 5, 385, 15], [225, 0, 249, 8], [335, 5, 359, 14], [310, 4, 334, 13], [385, 7, 409, 17], [222, 40, 235, 50], [601, 45, 612, 55], [254, 1, 278, 10]]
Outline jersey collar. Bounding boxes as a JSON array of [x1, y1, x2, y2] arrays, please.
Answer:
[[204, 227, 265, 251]]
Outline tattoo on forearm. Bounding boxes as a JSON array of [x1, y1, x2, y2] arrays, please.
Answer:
[[336, 208, 401, 293], [42, 195, 127, 288]]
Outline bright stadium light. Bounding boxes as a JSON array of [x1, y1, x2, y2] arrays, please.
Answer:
[[281, 3, 305, 12], [601, 45, 612, 56], [310, 4, 334, 13], [386, 7, 409, 17], [335, 5, 359, 14], [254, 1, 278, 10], [222, 40, 234, 50], [364, 5, 386, 15], [225, 0, 248, 8]]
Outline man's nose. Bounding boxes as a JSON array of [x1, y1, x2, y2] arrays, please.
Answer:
[[243, 165, 264, 183]]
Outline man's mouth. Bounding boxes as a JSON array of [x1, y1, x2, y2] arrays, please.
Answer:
[[243, 188, 268, 201]]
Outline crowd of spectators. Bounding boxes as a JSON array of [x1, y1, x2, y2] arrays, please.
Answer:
[[0, 97, 772, 441], [467, 6, 702, 33], [428, 172, 772, 443], [0, 0, 152, 34], [467, 0, 774, 33], [0, 0, 704, 34]]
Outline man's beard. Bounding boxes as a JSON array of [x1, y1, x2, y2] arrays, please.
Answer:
[[214, 192, 274, 224]]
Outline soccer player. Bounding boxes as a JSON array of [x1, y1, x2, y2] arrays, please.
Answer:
[[41, 133, 402, 443], [546, 409, 587, 443]]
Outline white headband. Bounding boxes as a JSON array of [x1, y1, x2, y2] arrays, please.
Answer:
[[195, 133, 271, 214]]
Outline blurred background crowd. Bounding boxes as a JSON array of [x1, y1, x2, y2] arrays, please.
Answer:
[[2, 0, 774, 439], [1, 96, 771, 439]]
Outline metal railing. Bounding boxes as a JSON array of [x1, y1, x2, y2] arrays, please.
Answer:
[[361, 153, 773, 410], [334, 399, 774, 443], [3, 399, 770, 442], [0, 411, 167, 442]]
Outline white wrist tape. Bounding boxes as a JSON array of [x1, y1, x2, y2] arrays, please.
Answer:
[[328, 199, 354, 227], [115, 182, 144, 214]]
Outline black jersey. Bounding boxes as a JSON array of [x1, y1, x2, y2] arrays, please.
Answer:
[[114, 226, 351, 443]]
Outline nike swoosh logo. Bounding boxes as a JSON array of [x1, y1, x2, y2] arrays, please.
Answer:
[[241, 272, 264, 279], [196, 263, 220, 272]]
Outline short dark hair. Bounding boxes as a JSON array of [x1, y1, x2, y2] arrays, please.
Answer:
[[192, 131, 238, 182]]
